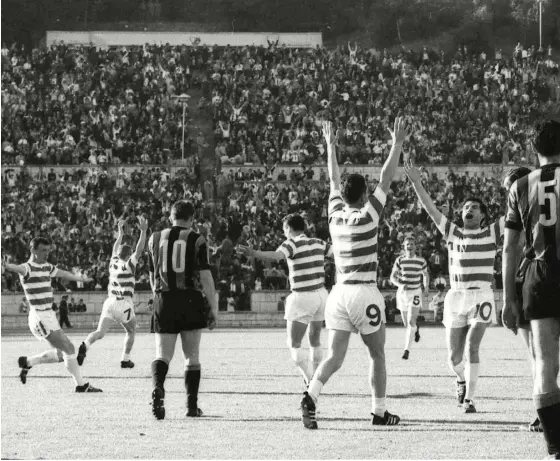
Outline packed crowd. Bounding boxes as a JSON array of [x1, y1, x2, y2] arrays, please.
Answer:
[[2, 165, 509, 310], [1, 42, 206, 166], [2, 41, 559, 169], [208, 42, 560, 167]]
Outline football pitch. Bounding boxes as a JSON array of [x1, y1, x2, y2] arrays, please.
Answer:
[[0, 326, 548, 459]]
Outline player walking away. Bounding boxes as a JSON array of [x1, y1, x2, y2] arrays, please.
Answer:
[[390, 237, 429, 360], [502, 117, 560, 458], [502, 166, 543, 433], [147, 200, 218, 420], [404, 160, 503, 414], [1, 238, 102, 393], [300, 118, 407, 430], [237, 214, 332, 387], [77, 216, 149, 369]]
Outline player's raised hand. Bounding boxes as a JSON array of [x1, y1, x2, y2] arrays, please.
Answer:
[[138, 215, 148, 232], [501, 300, 519, 336], [388, 116, 408, 145], [237, 244, 254, 258], [117, 219, 125, 234], [403, 159, 422, 184], [322, 121, 336, 146], [81, 274, 93, 283]]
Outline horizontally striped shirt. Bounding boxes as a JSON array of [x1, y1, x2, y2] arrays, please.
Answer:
[[277, 234, 330, 292], [328, 187, 386, 285], [19, 261, 58, 311], [392, 255, 428, 290], [437, 215, 504, 290], [108, 254, 137, 298]]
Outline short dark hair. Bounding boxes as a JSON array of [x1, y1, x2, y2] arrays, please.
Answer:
[[283, 214, 306, 232], [170, 200, 195, 221], [404, 236, 416, 244], [462, 197, 488, 216], [118, 244, 133, 259], [30, 237, 51, 250], [532, 118, 560, 158], [341, 174, 367, 204], [503, 167, 531, 191]]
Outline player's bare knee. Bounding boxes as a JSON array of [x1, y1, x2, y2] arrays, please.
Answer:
[[308, 335, 321, 348], [287, 337, 302, 349], [448, 352, 462, 367]]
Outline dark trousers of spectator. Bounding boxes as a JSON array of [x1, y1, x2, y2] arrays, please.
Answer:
[[59, 310, 72, 328]]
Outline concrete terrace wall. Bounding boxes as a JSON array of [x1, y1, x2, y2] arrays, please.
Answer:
[[1, 290, 505, 332]]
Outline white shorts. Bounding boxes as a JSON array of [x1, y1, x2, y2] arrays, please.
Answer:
[[101, 297, 136, 324], [325, 284, 386, 335], [28, 309, 60, 341], [396, 287, 423, 312], [284, 287, 328, 324], [443, 288, 497, 328]]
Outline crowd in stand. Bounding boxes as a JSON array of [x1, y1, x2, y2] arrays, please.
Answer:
[[208, 42, 560, 167], [2, 41, 559, 169]]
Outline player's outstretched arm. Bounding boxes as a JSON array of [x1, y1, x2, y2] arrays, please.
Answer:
[[2, 256, 27, 276], [55, 269, 93, 283], [132, 216, 149, 261], [389, 262, 403, 288], [404, 160, 445, 229], [378, 116, 407, 195], [237, 245, 285, 262], [322, 120, 341, 191], [502, 227, 521, 335], [112, 219, 126, 256]]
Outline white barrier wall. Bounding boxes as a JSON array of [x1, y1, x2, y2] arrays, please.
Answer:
[[46, 31, 323, 48]]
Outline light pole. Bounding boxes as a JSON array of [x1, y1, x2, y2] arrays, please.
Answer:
[[172, 94, 190, 161], [538, 0, 544, 51]]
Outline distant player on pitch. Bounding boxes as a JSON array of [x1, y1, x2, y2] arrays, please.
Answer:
[[77, 216, 149, 369], [502, 117, 560, 458], [300, 117, 407, 430], [405, 159, 503, 414], [237, 213, 332, 388], [2, 238, 102, 393], [390, 236, 429, 360]]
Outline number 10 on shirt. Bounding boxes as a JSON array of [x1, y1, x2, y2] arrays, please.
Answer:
[[160, 240, 187, 273]]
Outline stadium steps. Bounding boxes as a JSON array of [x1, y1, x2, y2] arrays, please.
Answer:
[[184, 85, 217, 192]]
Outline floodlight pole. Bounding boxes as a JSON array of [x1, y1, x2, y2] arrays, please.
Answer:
[[538, 0, 543, 51]]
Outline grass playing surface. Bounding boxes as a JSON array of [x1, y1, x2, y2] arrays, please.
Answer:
[[0, 326, 549, 459]]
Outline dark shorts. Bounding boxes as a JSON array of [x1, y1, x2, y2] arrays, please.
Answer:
[[150, 290, 208, 334], [522, 260, 560, 322]]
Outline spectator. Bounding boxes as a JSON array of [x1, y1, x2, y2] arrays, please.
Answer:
[[19, 296, 28, 313], [77, 298, 87, 312], [58, 295, 72, 328]]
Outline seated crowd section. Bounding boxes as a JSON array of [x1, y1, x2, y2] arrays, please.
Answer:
[[2, 39, 558, 311]]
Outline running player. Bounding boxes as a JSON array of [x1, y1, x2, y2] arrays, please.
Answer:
[[147, 200, 218, 420], [2, 237, 102, 393], [502, 166, 543, 433], [404, 160, 503, 414], [502, 117, 560, 458], [77, 216, 149, 369], [300, 118, 407, 430], [237, 213, 332, 387], [390, 237, 429, 360]]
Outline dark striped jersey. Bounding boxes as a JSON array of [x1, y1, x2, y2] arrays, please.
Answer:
[[147, 226, 210, 292], [437, 215, 504, 290], [19, 261, 58, 311], [506, 164, 560, 264], [328, 187, 386, 285], [108, 254, 137, 298], [277, 235, 331, 292], [392, 255, 428, 290]]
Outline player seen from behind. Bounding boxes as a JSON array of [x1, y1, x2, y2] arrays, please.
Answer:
[[237, 213, 332, 389], [300, 118, 407, 430], [502, 117, 560, 458], [147, 200, 218, 420]]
